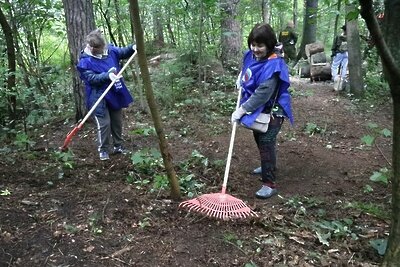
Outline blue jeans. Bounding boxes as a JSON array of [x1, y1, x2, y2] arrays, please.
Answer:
[[331, 52, 348, 79]]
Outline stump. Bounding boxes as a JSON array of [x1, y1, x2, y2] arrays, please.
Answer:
[[299, 63, 311, 78], [310, 63, 332, 82], [310, 52, 327, 65], [305, 42, 325, 60]]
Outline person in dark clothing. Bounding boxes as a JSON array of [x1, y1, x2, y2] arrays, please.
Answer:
[[278, 21, 298, 63], [77, 29, 136, 160], [232, 23, 294, 199], [331, 25, 348, 91]]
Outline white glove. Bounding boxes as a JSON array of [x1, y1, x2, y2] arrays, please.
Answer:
[[108, 72, 121, 82], [231, 106, 247, 123], [132, 44, 137, 51]]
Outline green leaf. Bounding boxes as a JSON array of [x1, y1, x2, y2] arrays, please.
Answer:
[[315, 231, 331, 246], [370, 171, 388, 184], [369, 239, 387, 256], [361, 135, 375, 146], [380, 128, 392, 137]]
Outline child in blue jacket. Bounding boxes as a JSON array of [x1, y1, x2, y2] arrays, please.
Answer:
[[77, 29, 135, 160]]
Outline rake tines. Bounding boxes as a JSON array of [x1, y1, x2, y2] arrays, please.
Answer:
[[179, 192, 258, 220]]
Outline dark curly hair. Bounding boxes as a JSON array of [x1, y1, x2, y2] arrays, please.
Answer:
[[247, 23, 277, 57]]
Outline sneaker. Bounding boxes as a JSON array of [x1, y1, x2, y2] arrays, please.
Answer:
[[113, 146, 127, 155], [99, 151, 110, 161], [252, 167, 262, 174], [255, 185, 277, 199]]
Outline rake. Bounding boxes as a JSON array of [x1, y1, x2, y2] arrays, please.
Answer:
[[60, 50, 137, 151], [179, 89, 258, 220]]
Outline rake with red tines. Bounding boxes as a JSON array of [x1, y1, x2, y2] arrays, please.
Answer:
[[179, 90, 257, 220]]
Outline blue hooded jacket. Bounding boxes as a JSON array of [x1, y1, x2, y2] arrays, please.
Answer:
[[77, 44, 134, 117], [239, 50, 294, 126]]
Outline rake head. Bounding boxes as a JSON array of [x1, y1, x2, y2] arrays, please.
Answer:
[[179, 192, 257, 220]]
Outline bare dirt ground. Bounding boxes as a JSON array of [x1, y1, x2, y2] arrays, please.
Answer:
[[0, 77, 393, 267]]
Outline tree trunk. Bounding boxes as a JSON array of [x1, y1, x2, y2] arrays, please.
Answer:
[[62, 0, 95, 121], [345, 4, 364, 98], [0, 6, 16, 126], [220, 0, 241, 72], [152, 7, 165, 48], [129, 0, 181, 200], [359, 0, 400, 265], [310, 64, 331, 81], [262, 0, 270, 24], [296, 0, 318, 62], [293, 0, 298, 28]]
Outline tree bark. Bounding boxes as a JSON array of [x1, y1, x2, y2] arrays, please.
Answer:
[[359, 0, 400, 265], [262, 0, 270, 24], [0, 6, 16, 126], [128, 0, 181, 200], [296, 0, 318, 63], [62, 0, 96, 121], [220, 0, 241, 72], [345, 4, 364, 98]]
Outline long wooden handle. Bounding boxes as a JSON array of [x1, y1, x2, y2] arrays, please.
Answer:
[[221, 88, 241, 194]]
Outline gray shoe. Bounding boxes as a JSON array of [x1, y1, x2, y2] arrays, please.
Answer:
[[255, 185, 277, 199], [99, 151, 110, 161], [252, 167, 262, 174]]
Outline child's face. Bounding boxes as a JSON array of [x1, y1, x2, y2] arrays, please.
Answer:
[[250, 42, 267, 60]]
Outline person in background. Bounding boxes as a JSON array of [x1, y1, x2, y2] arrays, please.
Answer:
[[331, 25, 348, 91], [232, 23, 294, 199], [278, 21, 298, 63], [77, 29, 136, 161]]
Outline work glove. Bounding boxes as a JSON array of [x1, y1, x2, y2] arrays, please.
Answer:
[[132, 44, 137, 51], [231, 106, 247, 123], [108, 67, 122, 81]]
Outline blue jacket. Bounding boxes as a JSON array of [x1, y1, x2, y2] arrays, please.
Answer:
[[239, 50, 294, 126], [77, 44, 135, 117]]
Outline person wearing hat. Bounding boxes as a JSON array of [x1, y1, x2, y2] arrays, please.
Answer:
[[331, 25, 348, 90]]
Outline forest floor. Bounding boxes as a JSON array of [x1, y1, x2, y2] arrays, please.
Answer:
[[0, 75, 393, 267]]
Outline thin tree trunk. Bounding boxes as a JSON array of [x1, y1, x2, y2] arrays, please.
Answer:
[[359, 0, 400, 264], [129, 0, 181, 200], [295, 0, 318, 62], [262, 0, 270, 24], [0, 6, 16, 126], [345, 4, 364, 97], [62, 0, 96, 121]]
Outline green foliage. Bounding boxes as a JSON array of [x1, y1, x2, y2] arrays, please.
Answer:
[[369, 239, 387, 256], [13, 132, 36, 150], [370, 167, 390, 185], [304, 122, 326, 136], [130, 148, 163, 174], [88, 212, 103, 234], [130, 127, 156, 136], [52, 150, 75, 170], [314, 219, 358, 246], [346, 201, 390, 220]]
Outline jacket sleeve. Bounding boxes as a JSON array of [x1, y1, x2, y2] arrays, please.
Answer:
[[114, 44, 136, 60], [242, 74, 279, 112], [80, 69, 110, 87]]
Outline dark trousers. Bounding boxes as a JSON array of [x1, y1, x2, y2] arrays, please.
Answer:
[[94, 107, 123, 153], [253, 116, 284, 184]]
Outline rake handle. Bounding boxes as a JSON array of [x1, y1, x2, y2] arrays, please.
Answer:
[[221, 88, 242, 194], [60, 50, 137, 151]]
